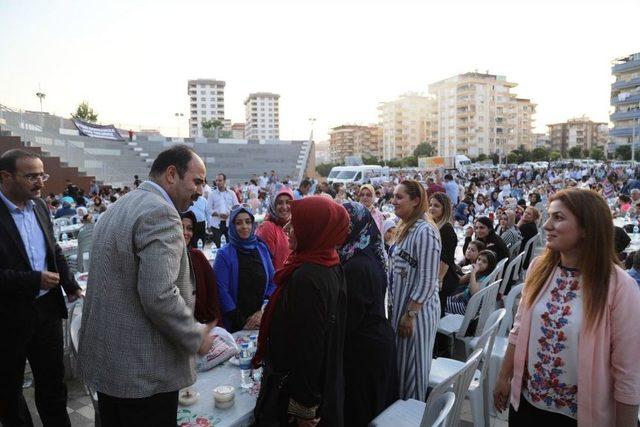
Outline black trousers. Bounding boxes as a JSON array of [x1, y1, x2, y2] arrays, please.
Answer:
[[97, 391, 178, 427], [0, 291, 70, 427], [509, 397, 577, 427], [211, 223, 229, 248]]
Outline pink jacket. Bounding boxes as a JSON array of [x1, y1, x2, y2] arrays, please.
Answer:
[[509, 258, 640, 426]]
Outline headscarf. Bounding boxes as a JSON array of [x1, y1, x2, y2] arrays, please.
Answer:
[[454, 202, 468, 222], [382, 218, 397, 238], [253, 196, 349, 367], [359, 184, 377, 206], [180, 211, 198, 246], [266, 187, 294, 227], [339, 202, 386, 270], [228, 206, 258, 252]]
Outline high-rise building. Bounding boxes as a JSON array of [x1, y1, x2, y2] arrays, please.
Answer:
[[610, 52, 640, 149], [244, 93, 280, 140], [329, 125, 381, 163], [378, 93, 435, 161], [533, 133, 551, 149], [188, 79, 225, 138], [547, 117, 608, 156], [428, 72, 536, 157]]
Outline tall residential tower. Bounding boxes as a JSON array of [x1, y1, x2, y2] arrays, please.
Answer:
[[244, 92, 280, 140], [188, 79, 226, 138]]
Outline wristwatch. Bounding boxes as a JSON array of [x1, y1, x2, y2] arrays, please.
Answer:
[[407, 309, 418, 318]]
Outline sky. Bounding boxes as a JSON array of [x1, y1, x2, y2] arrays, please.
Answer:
[[1, 0, 639, 141]]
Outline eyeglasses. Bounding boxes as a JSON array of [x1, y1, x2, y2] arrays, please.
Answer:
[[14, 173, 50, 183]]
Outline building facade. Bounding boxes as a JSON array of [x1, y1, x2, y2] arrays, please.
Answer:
[[611, 52, 640, 149], [329, 125, 381, 163], [378, 93, 435, 161], [244, 93, 280, 140], [547, 117, 608, 156], [231, 123, 245, 139], [428, 72, 536, 157], [188, 79, 225, 138]]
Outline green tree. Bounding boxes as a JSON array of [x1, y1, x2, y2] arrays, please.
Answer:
[[550, 151, 561, 161], [413, 142, 436, 158], [72, 101, 98, 122], [506, 152, 520, 164], [315, 162, 342, 177], [361, 155, 379, 165], [202, 119, 224, 138], [568, 146, 583, 159], [477, 153, 487, 162], [386, 158, 403, 168], [402, 156, 418, 167], [589, 147, 605, 161], [531, 147, 550, 161], [616, 145, 631, 160]]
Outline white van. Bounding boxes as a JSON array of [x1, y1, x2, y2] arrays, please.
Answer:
[[328, 165, 384, 185]]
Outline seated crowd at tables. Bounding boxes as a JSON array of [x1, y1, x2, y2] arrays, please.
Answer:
[[2, 145, 640, 427]]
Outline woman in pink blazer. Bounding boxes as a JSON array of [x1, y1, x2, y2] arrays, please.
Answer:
[[493, 188, 640, 427]]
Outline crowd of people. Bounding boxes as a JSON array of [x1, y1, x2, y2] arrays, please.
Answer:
[[2, 144, 640, 426]]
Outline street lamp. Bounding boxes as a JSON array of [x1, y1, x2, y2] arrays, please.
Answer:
[[174, 112, 184, 137], [36, 91, 46, 114]]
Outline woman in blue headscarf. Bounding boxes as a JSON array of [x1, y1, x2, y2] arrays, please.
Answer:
[[339, 202, 398, 425], [214, 206, 276, 332], [453, 201, 470, 223]]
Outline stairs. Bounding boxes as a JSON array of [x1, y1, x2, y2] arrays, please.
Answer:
[[0, 134, 96, 194]]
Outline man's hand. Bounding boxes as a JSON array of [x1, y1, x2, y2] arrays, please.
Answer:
[[40, 271, 60, 290], [67, 288, 84, 303]]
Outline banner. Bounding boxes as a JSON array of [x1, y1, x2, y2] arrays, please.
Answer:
[[73, 118, 124, 141]]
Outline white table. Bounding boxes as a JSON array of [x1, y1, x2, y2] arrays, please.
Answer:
[[177, 331, 257, 427], [58, 223, 82, 239]]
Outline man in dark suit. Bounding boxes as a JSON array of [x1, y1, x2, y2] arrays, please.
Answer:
[[0, 149, 82, 427]]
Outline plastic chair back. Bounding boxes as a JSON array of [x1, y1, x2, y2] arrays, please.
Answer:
[[498, 283, 524, 337], [498, 252, 524, 295], [456, 280, 498, 337], [475, 280, 501, 335], [76, 223, 94, 273], [521, 232, 539, 271], [421, 392, 455, 427], [436, 348, 483, 427]]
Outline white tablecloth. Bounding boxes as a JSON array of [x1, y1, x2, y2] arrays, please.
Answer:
[[177, 331, 257, 427]]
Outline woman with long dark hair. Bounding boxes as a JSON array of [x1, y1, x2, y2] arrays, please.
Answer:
[[463, 216, 509, 262], [339, 202, 398, 426], [253, 197, 349, 426], [389, 180, 441, 400], [494, 189, 640, 426]]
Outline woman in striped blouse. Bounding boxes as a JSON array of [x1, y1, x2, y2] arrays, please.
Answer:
[[389, 179, 442, 400]]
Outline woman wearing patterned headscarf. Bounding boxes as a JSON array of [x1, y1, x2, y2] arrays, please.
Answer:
[[339, 202, 398, 426], [256, 187, 294, 270], [358, 184, 384, 232], [253, 196, 349, 426], [214, 206, 276, 332]]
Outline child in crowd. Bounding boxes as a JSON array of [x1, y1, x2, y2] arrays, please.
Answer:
[[446, 249, 497, 315]]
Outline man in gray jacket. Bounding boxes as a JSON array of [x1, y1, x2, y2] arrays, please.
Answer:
[[78, 145, 214, 426]]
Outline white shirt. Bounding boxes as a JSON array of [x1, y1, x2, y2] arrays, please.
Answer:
[[258, 176, 269, 188], [206, 187, 239, 229]]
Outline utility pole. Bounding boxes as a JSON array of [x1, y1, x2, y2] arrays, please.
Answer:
[[174, 112, 184, 137], [36, 91, 46, 114]]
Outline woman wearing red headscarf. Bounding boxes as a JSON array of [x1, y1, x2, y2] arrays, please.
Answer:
[[253, 196, 349, 427], [256, 187, 294, 270]]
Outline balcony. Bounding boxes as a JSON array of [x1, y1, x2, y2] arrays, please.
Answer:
[[612, 58, 640, 74], [612, 77, 640, 90], [610, 109, 640, 121], [610, 126, 640, 137], [611, 94, 640, 105]]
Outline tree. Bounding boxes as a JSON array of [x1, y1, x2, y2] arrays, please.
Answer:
[[385, 158, 403, 168], [315, 162, 342, 177], [362, 155, 379, 165], [589, 147, 605, 161], [506, 152, 520, 164], [202, 119, 224, 138], [568, 146, 583, 159], [72, 102, 98, 123], [413, 142, 436, 158], [477, 153, 487, 162], [616, 145, 631, 160], [550, 151, 561, 161], [531, 147, 550, 161], [402, 156, 418, 167]]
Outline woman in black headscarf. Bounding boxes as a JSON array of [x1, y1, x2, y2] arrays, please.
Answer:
[[339, 202, 398, 426]]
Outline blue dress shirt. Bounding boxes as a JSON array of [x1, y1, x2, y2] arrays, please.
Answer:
[[0, 189, 49, 297]]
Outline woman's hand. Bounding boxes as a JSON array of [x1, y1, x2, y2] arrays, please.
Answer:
[[244, 310, 262, 330], [398, 313, 414, 338], [493, 374, 511, 412]]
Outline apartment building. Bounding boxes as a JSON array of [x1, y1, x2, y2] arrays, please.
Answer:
[[187, 79, 225, 138], [610, 52, 640, 148], [329, 125, 381, 163], [378, 93, 435, 161], [231, 123, 245, 139], [428, 72, 536, 157], [547, 117, 608, 155], [244, 93, 280, 140]]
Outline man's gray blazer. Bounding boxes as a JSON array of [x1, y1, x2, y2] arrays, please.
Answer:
[[78, 181, 204, 398]]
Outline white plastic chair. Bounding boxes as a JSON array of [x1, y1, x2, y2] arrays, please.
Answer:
[[430, 309, 506, 427], [485, 283, 524, 419], [370, 350, 482, 427], [70, 314, 101, 426], [54, 217, 72, 228], [75, 223, 94, 273], [488, 258, 509, 284], [519, 232, 539, 274], [438, 280, 501, 359], [498, 252, 524, 296]]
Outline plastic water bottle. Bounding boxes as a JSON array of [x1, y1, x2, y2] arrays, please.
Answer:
[[197, 239, 204, 251], [634, 224, 639, 239], [248, 334, 258, 355], [238, 343, 253, 389], [210, 244, 218, 260], [468, 215, 473, 225], [220, 235, 227, 247], [61, 233, 69, 242]]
